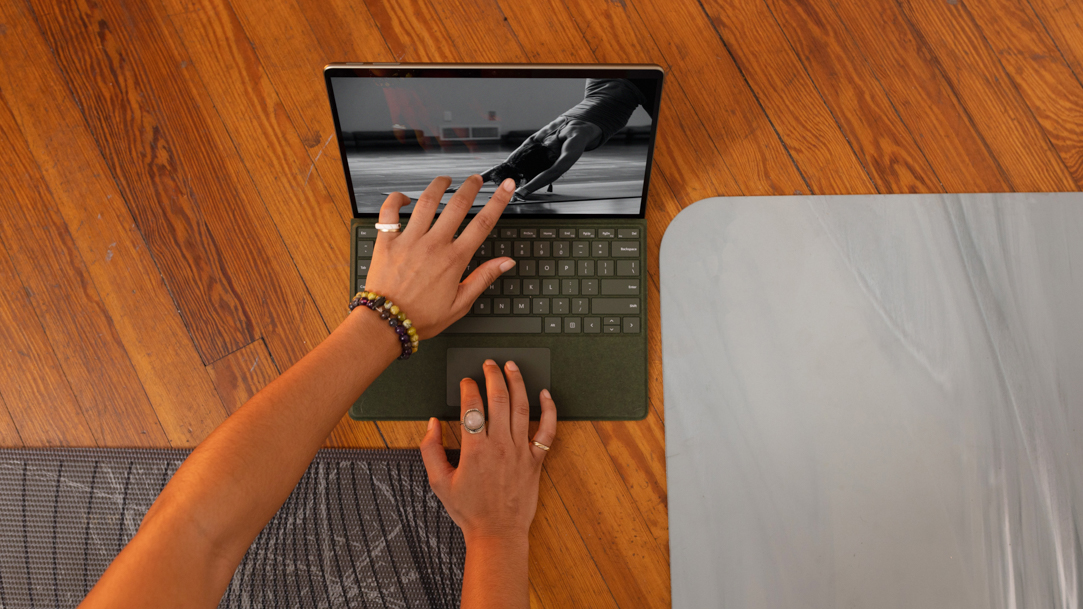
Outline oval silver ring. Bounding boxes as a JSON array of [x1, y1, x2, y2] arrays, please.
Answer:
[[461, 408, 485, 434]]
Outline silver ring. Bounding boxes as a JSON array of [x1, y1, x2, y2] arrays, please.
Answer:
[[532, 440, 550, 451], [375, 222, 402, 232], [461, 408, 485, 434]]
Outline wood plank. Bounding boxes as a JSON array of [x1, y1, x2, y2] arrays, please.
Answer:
[[965, 0, 1083, 185], [0, 237, 97, 447], [896, 0, 1078, 191], [30, 0, 330, 372], [0, 0, 230, 447], [0, 395, 24, 448], [1028, 0, 1083, 81], [362, 0, 461, 62], [529, 581, 546, 609], [206, 340, 280, 415], [829, 0, 1012, 192], [713, 0, 937, 193], [0, 93, 170, 448]]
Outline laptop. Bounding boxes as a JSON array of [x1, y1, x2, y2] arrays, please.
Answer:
[[323, 64, 664, 421]]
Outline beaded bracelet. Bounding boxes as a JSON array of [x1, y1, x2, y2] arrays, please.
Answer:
[[349, 288, 419, 360]]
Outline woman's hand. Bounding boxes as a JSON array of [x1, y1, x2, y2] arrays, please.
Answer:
[[419, 360, 557, 543], [362, 175, 516, 339]]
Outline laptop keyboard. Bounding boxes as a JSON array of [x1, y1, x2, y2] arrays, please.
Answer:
[[356, 225, 643, 334]]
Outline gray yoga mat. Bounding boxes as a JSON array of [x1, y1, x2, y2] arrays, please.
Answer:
[[0, 448, 464, 609]]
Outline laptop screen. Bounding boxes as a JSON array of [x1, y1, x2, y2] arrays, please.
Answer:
[[325, 66, 663, 219]]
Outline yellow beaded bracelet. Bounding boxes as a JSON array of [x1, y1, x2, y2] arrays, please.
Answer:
[[349, 290, 418, 359]]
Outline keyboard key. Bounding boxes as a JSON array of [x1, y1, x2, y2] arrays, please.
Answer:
[[603, 324, 621, 334], [623, 317, 640, 333], [618, 228, 640, 238], [612, 241, 640, 257], [472, 299, 491, 314], [484, 281, 500, 296], [533, 241, 550, 257], [358, 240, 374, 257], [601, 279, 639, 295], [584, 317, 601, 333], [542, 279, 559, 295], [513, 298, 530, 314], [519, 260, 536, 276], [523, 279, 540, 295], [501, 263, 516, 276], [591, 298, 640, 315], [553, 298, 569, 314], [582, 279, 598, 295], [578, 260, 595, 276], [578, 228, 595, 238], [357, 228, 377, 238], [572, 298, 589, 314], [477, 241, 492, 257], [502, 279, 520, 295], [616, 260, 639, 276], [558, 260, 576, 276], [495, 241, 512, 257], [501, 228, 518, 238], [592, 241, 609, 257], [540, 228, 557, 238], [539, 260, 556, 276], [573, 241, 589, 257], [520, 228, 537, 238], [493, 298, 511, 314], [560, 228, 576, 238], [533, 298, 550, 315], [544, 317, 561, 333], [564, 317, 582, 333], [446, 317, 542, 333], [604, 317, 621, 325], [488, 228, 498, 238], [561, 279, 578, 295], [515, 241, 530, 257], [598, 228, 616, 238], [357, 259, 371, 276], [553, 241, 570, 257], [598, 260, 614, 276]]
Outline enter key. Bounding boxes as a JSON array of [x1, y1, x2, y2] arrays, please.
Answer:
[[600, 279, 640, 296]]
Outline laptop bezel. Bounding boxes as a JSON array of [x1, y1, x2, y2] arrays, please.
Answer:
[[323, 63, 664, 221]]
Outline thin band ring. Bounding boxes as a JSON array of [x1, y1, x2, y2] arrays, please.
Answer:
[[375, 222, 402, 233], [532, 440, 550, 451], [461, 408, 485, 434]]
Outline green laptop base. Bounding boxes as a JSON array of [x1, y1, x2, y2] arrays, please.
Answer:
[[348, 217, 649, 421]]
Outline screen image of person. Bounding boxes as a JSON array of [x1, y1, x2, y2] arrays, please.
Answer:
[[333, 75, 656, 216]]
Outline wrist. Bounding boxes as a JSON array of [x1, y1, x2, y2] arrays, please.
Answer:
[[343, 306, 406, 361], [463, 532, 529, 554]]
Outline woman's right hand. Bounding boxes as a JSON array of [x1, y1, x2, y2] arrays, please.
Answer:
[[419, 359, 557, 543]]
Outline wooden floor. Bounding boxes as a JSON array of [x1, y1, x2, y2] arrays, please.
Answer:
[[1, 0, 1081, 606]]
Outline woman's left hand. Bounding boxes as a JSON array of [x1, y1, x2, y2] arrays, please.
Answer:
[[362, 175, 516, 339]]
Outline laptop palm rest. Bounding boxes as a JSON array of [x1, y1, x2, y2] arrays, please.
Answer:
[[447, 348, 551, 409]]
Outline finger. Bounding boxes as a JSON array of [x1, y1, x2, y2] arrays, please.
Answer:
[[504, 360, 531, 445], [482, 359, 512, 442], [459, 378, 486, 447], [419, 417, 454, 496], [404, 176, 451, 237], [452, 258, 515, 315], [531, 388, 557, 462], [431, 174, 483, 240], [377, 192, 410, 241], [456, 178, 515, 251]]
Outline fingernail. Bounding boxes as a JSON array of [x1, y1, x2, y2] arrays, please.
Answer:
[[501, 178, 515, 192], [506, 360, 518, 371], [541, 388, 551, 399], [499, 259, 516, 272], [484, 359, 496, 367], [427, 417, 437, 431]]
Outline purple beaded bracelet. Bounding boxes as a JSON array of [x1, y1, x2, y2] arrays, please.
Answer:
[[349, 288, 418, 360]]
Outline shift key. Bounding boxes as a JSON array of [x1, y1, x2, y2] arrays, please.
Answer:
[[591, 298, 641, 315], [601, 279, 639, 295]]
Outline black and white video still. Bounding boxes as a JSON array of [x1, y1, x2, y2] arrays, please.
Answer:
[[330, 76, 657, 215]]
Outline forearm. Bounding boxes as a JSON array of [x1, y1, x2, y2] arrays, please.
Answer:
[[461, 536, 530, 609]]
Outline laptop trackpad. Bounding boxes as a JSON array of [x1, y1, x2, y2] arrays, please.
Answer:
[[447, 348, 551, 408]]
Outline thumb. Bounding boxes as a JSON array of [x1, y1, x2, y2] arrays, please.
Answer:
[[419, 417, 454, 494], [455, 257, 515, 312]]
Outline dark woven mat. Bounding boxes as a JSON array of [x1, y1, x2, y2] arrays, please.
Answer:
[[0, 448, 464, 609]]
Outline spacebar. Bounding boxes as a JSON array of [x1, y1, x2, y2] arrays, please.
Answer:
[[444, 317, 543, 334]]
